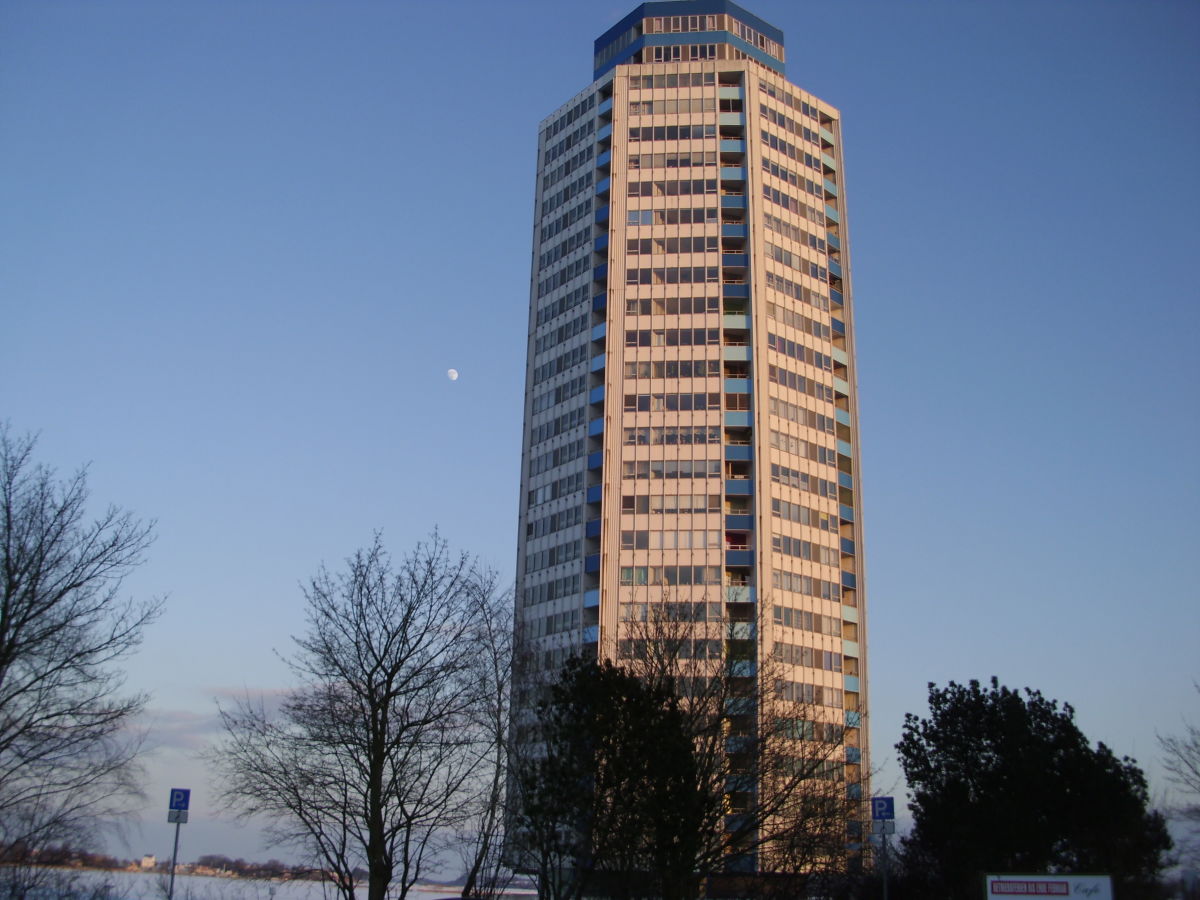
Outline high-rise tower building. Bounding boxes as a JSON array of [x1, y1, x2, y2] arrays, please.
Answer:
[[515, 0, 867, 871]]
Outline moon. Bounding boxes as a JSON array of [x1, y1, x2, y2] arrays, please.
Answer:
[[447, 368, 459, 381]]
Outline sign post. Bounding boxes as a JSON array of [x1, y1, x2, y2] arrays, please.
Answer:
[[871, 797, 895, 900], [166, 788, 190, 900]]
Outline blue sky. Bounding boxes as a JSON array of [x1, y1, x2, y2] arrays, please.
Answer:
[[2, 0, 1198, 862]]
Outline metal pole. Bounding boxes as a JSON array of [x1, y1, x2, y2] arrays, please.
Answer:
[[881, 830, 889, 900], [168, 820, 182, 900]]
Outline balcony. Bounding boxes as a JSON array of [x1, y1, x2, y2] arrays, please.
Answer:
[[719, 139, 746, 154], [724, 513, 753, 530], [725, 549, 754, 567], [724, 698, 756, 716], [725, 479, 753, 496], [729, 659, 756, 677], [723, 345, 751, 362], [721, 253, 749, 268], [724, 585, 756, 604], [721, 223, 748, 239], [729, 621, 756, 640], [722, 314, 750, 330], [723, 852, 755, 873]]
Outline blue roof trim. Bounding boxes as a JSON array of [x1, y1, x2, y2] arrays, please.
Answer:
[[594, 3, 649, 56], [593, 0, 785, 59], [593, 30, 785, 80]]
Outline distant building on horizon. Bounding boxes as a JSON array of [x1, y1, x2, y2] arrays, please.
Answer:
[[513, 0, 869, 872]]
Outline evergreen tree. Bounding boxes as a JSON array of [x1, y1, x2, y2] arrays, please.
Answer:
[[897, 677, 1171, 898]]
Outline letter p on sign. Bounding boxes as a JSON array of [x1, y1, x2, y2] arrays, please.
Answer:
[[168, 788, 190, 811]]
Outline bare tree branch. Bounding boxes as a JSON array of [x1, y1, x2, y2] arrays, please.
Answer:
[[511, 589, 866, 898], [211, 533, 500, 900], [1160, 683, 1200, 864], [0, 424, 159, 865]]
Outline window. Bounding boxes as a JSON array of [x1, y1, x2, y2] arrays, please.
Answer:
[[626, 236, 719, 254], [625, 328, 720, 348], [622, 425, 722, 445], [622, 392, 721, 412], [627, 124, 717, 143], [628, 150, 717, 170], [625, 266, 719, 286], [623, 358, 720, 378], [625, 207, 719, 226], [625, 297, 720, 317]]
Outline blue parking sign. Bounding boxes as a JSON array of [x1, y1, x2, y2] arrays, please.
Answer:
[[168, 788, 190, 811], [871, 796, 894, 820]]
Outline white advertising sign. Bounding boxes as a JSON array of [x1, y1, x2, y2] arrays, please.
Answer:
[[985, 875, 1112, 899]]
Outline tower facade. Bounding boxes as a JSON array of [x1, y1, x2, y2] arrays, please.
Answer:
[[515, 0, 867, 867]]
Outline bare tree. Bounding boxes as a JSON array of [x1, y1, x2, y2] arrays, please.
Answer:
[[454, 573, 517, 900], [212, 534, 493, 900], [0, 425, 159, 891], [616, 595, 864, 896], [1160, 684, 1200, 865], [510, 590, 863, 899]]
